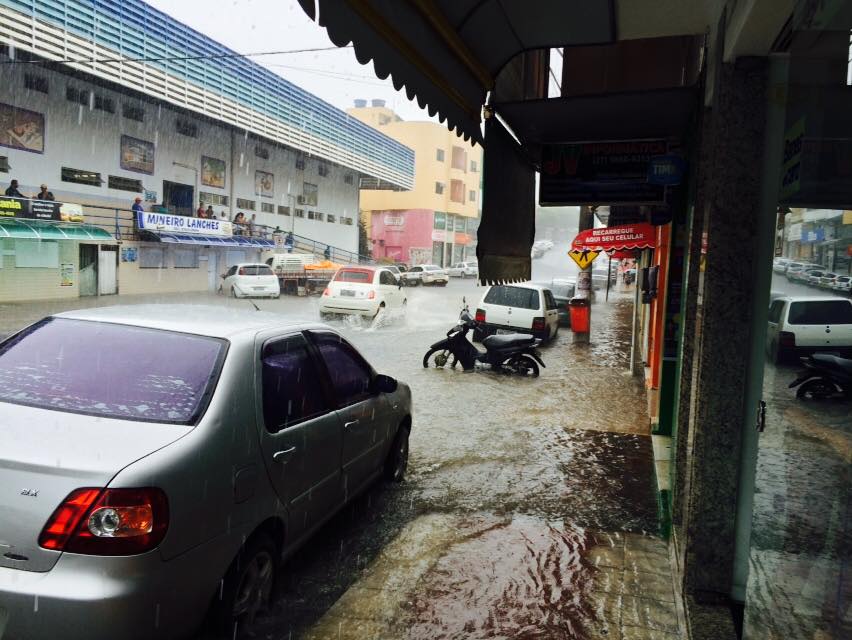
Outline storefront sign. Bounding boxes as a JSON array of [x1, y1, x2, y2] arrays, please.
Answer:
[[647, 155, 686, 185], [0, 196, 62, 221], [572, 223, 657, 252], [431, 229, 448, 242], [136, 211, 233, 236], [540, 140, 668, 206], [454, 232, 471, 245], [384, 215, 404, 226]]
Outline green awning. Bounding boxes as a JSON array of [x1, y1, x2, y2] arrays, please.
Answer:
[[0, 219, 116, 241]]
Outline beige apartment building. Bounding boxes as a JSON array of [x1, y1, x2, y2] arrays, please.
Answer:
[[348, 100, 482, 266]]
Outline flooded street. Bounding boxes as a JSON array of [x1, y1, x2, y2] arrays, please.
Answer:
[[1, 251, 680, 640]]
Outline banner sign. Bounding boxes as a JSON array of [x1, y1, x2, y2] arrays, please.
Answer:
[[572, 223, 657, 252], [0, 196, 62, 221], [136, 212, 233, 236], [540, 140, 668, 206]]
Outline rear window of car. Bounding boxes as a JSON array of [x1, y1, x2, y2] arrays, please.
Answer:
[[788, 300, 852, 325], [0, 318, 226, 424], [484, 286, 541, 310], [241, 265, 274, 276], [334, 268, 374, 283]]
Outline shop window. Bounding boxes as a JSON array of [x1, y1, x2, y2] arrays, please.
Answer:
[[139, 246, 166, 269], [278, 205, 290, 216], [66, 86, 89, 106], [200, 192, 229, 206], [261, 202, 275, 213], [295, 156, 305, 170], [176, 120, 198, 137], [94, 95, 114, 114], [301, 182, 318, 206], [172, 248, 198, 269], [318, 164, 329, 177], [436, 149, 445, 162], [108, 175, 142, 192], [62, 167, 102, 186], [15, 240, 58, 268], [435, 182, 445, 195], [24, 74, 48, 94], [327, 214, 336, 223], [122, 104, 145, 122], [236, 198, 256, 211], [255, 146, 269, 160]]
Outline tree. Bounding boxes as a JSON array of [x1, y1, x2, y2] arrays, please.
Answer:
[[358, 213, 371, 259]]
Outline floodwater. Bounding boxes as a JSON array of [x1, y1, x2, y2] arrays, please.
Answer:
[[0, 249, 679, 639]]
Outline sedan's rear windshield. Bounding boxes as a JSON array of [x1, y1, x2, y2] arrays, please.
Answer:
[[788, 300, 852, 325], [334, 268, 374, 283], [0, 318, 226, 424], [240, 265, 274, 276], [484, 286, 541, 310]]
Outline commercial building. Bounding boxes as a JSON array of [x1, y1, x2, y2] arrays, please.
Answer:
[[348, 101, 482, 266], [0, 0, 413, 302]]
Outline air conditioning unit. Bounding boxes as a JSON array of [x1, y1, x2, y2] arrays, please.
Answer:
[[297, 195, 306, 204]]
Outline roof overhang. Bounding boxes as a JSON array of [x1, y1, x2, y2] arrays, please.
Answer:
[[0, 219, 117, 241]]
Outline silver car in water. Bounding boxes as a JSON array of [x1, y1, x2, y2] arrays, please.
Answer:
[[0, 305, 412, 640]]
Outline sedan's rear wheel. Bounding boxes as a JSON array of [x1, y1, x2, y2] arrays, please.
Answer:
[[384, 425, 410, 482]]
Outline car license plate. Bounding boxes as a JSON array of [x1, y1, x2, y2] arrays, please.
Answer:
[[253, 286, 265, 290], [497, 329, 514, 334], [341, 290, 355, 296]]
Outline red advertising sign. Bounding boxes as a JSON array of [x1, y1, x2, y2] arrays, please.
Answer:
[[572, 223, 656, 252]]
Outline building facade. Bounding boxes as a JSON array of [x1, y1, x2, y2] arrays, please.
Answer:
[[0, 0, 413, 302], [348, 102, 482, 266]]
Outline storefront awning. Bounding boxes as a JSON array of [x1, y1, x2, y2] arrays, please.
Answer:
[[0, 218, 117, 241], [144, 231, 275, 248]]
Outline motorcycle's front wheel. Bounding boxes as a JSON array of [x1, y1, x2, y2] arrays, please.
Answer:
[[795, 378, 840, 400], [503, 354, 540, 378], [422, 347, 457, 369]]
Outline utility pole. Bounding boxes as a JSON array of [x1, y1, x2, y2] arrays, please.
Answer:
[[573, 205, 595, 344]]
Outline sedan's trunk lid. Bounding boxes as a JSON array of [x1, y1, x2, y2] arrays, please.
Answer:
[[0, 403, 191, 572]]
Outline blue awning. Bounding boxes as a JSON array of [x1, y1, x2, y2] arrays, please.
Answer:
[[146, 231, 275, 248]]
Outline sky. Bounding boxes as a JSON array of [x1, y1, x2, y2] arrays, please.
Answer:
[[144, 0, 436, 122]]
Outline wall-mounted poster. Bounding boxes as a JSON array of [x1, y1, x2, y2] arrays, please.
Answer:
[[60, 263, 74, 287], [0, 103, 45, 153], [201, 156, 226, 188], [255, 170, 274, 198], [120, 135, 155, 174]]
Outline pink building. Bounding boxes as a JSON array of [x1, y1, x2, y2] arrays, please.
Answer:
[[370, 209, 474, 266]]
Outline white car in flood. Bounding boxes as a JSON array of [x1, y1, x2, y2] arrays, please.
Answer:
[[219, 263, 281, 298], [319, 266, 407, 318]]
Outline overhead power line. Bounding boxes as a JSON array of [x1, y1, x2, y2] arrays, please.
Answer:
[[0, 44, 352, 66]]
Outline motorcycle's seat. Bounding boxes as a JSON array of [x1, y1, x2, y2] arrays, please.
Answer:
[[812, 353, 852, 374], [482, 333, 536, 349]]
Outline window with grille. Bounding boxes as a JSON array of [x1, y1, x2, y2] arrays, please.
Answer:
[[236, 198, 256, 210], [318, 164, 329, 177], [294, 208, 305, 218], [435, 182, 445, 195], [94, 95, 115, 114], [176, 120, 198, 137], [66, 86, 89, 106], [122, 104, 145, 122], [327, 214, 336, 223], [24, 74, 48, 93], [255, 146, 269, 160], [307, 211, 323, 221], [0, 157, 9, 173], [108, 175, 142, 192], [172, 248, 198, 269], [261, 202, 275, 213], [295, 156, 305, 170], [344, 174, 354, 185], [200, 192, 229, 206], [62, 167, 102, 186], [278, 205, 290, 216]]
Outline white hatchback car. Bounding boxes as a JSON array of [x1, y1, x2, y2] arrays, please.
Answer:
[[220, 263, 281, 298], [403, 264, 448, 286], [447, 261, 479, 278], [319, 266, 407, 318], [766, 296, 852, 362], [475, 283, 560, 343]]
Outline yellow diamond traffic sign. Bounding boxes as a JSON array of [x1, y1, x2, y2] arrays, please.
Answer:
[[567, 249, 600, 269]]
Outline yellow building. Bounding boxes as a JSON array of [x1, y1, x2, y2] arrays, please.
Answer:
[[348, 100, 482, 266]]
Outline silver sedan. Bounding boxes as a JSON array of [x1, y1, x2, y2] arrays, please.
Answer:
[[0, 305, 412, 639]]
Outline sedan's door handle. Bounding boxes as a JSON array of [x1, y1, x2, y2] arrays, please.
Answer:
[[344, 420, 359, 430], [273, 446, 297, 463]]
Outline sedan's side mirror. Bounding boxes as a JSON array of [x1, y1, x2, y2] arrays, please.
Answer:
[[372, 374, 398, 394]]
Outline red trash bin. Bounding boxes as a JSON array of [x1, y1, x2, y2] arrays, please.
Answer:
[[568, 297, 590, 333]]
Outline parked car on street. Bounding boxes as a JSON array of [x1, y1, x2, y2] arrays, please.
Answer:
[[804, 270, 826, 286], [320, 266, 406, 318], [818, 272, 839, 289], [403, 264, 448, 286], [766, 296, 852, 363], [772, 257, 793, 273], [0, 306, 413, 640], [787, 263, 822, 282], [447, 261, 479, 278], [219, 263, 281, 298], [832, 275, 851, 293], [535, 280, 576, 326], [475, 283, 560, 342]]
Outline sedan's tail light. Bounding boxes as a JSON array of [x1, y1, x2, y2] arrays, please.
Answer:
[[39, 488, 169, 555], [368, 290, 376, 299], [779, 331, 796, 348], [532, 317, 546, 331], [475, 308, 486, 322]]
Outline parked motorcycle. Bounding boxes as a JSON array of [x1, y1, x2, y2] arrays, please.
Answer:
[[422, 300, 545, 377], [788, 353, 852, 400]]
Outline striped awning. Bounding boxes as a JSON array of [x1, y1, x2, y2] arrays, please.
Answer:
[[144, 231, 275, 248], [0, 218, 116, 241]]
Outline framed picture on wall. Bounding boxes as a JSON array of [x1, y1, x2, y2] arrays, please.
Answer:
[[0, 103, 45, 153], [201, 156, 226, 188], [120, 135, 155, 174], [255, 170, 274, 197]]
